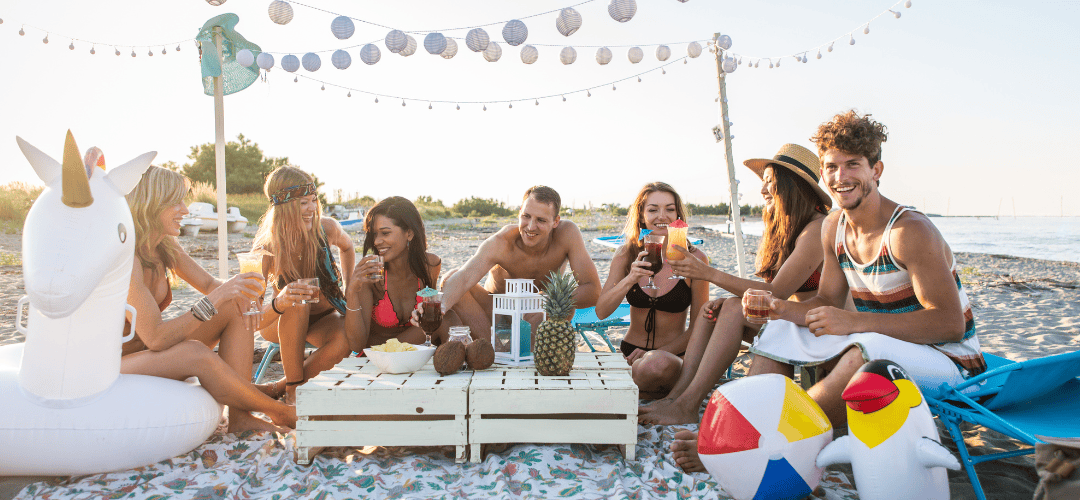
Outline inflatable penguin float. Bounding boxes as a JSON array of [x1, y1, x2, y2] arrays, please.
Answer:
[[816, 359, 960, 500]]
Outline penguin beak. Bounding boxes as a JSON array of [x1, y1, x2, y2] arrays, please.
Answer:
[[842, 371, 898, 414]]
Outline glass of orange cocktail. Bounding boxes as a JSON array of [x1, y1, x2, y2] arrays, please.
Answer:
[[665, 219, 689, 280], [236, 252, 266, 331]]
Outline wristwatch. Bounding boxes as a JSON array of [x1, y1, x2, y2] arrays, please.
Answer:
[[190, 296, 217, 322]]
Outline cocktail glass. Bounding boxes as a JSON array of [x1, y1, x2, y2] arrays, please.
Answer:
[[298, 278, 320, 304], [236, 252, 265, 331], [419, 292, 443, 347], [642, 234, 665, 290], [665, 223, 688, 280], [744, 289, 773, 324], [368, 254, 384, 282]]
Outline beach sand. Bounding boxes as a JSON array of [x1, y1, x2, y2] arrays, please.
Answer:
[[1, 214, 1077, 498]]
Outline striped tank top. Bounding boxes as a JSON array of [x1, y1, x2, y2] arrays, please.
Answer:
[[836, 205, 986, 376]]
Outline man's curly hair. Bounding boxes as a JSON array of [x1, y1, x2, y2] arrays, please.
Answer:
[[811, 110, 888, 165]]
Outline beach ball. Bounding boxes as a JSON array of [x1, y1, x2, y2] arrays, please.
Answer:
[[268, 0, 293, 25], [256, 51, 274, 70], [302, 52, 321, 72], [440, 38, 458, 59], [699, 374, 833, 500], [466, 28, 490, 52], [520, 45, 538, 64], [330, 16, 355, 40]]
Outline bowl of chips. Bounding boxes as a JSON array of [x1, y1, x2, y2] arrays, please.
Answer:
[[362, 339, 435, 374]]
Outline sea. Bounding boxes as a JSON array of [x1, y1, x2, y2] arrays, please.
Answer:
[[706, 216, 1080, 264]]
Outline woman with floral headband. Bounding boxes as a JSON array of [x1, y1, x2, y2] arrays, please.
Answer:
[[253, 166, 354, 403]]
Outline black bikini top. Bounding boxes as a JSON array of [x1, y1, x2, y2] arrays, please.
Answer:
[[624, 279, 692, 348]]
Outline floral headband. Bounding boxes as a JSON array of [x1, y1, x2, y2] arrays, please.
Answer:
[[271, 182, 316, 205]]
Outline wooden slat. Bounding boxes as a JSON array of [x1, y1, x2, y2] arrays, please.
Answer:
[[297, 419, 467, 447], [469, 418, 636, 445]]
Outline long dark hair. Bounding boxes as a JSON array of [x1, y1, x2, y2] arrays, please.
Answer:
[[756, 166, 829, 279], [621, 182, 689, 276], [362, 197, 434, 289]]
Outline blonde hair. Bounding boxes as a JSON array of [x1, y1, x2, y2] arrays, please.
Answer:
[[252, 166, 320, 287], [621, 182, 689, 275], [126, 166, 188, 276]]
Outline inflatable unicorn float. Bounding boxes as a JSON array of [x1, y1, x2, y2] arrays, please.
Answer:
[[0, 132, 221, 475]]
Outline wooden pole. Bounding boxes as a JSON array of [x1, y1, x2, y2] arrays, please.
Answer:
[[713, 35, 747, 278], [213, 26, 228, 280]]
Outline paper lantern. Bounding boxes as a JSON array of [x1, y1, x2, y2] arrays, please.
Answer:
[[717, 34, 733, 50], [302, 52, 321, 71], [424, 32, 447, 55], [440, 38, 458, 59], [483, 41, 502, 62], [236, 49, 255, 67], [360, 43, 381, 65], [268, 0, 293, 25], [687, 41, 702, 58], [330, 16, 355, 40], [491, 280, 545, 366], [520, 45, 538, 64], [655, 45, 671, 61], [256, 52, 275, 69], [560, 46, 577, 65], [466, 28, 490, 52], [556, 8, 582, 37], [331, 49, 351, 69], [502, 20, 527, 46], [595, 47, 612, 65], [722, 57, 737, 73], [608, 0, 637, 23], [699, 374, 833, 500], [206, 0, 226, 6], [385, 30, 407, 53], [281, 54, 300, 72], [628, 46, 643, 63], [399, 35, 417, 56]]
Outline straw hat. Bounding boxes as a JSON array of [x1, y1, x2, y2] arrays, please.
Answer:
[[743, 143, 832, 209]]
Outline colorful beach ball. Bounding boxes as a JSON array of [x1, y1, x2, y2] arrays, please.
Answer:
[[699, 374, 833, 500]]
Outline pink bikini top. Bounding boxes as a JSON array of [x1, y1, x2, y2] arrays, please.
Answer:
[[372, 270, 423, 328]]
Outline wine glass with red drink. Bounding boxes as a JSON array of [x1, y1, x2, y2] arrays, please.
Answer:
[[642, 234, 665, 290], [420, 292, 443, 347]]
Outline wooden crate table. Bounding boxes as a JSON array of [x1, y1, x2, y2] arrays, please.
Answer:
[[295, 357, 471, 464], [467, 352, 638, 463]]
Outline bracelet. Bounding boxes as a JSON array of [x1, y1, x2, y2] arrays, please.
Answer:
[[345, 303, 362, 312], [190, 296, 217, 322], [270, 297, 285, 315]]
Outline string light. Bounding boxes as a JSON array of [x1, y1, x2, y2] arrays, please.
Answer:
[[6, 20, 192, 58]]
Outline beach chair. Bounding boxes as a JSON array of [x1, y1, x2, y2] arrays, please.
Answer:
[[924, 350, 1080, 500], [252, 341, 316, 384], [573, 303, 631, 353]]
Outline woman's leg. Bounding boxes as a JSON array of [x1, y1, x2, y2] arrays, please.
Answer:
[[631, 351, 682, 400], [640, 303, 718, 414], [187, 298, 257, 383], [300, 311, 350, 379], [121, 340, 297, 433]]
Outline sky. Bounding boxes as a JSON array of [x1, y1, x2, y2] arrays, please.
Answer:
[[1, 0, 1077, 216]]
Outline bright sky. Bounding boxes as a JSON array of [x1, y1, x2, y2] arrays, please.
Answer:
[[1, 0, 1077, 216]]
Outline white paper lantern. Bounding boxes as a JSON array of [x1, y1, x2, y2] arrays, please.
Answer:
[[236, 49, 255, 67], [520, 45, 538, 64], [302, 52, 321, 71], [608, 0, 637, 23], [206, 0, 226, 5], [330, 16, 355, 40], [256, 52, 275, 69], [560, 46, 577, 65], [331, 49, 351, 69], [281, 54, 300, 72], [483, 41, 502, 62], [628, 46, 643, 63], [722, 57, 737, 73], [268, 0, 293, 25], [424, 32, 447, 55], [441, 38, 458, 59], [466, 28, 490, 52], [556, 8, 582, 37], [360, 43, 381, 65], [717, 34, 733, 50], [687, 41, 702, 58], [399, 35, 417, 56], [655, 45, 671, 61], [502, 20, 528, 46], [385, 30, 407, 53], [596, 47, 612, 65]]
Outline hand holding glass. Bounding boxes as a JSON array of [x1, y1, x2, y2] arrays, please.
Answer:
[[665, 227, 688, 280], [368, 254, 384, 281], [419, 292, 443, 347], [235, 252, 265, 331], [298, 278, 320, 304], [744, 289, 773, 324]]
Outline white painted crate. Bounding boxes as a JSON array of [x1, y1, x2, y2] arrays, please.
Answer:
[[295, 357, 472, 463], [467, 352, 638, 463]]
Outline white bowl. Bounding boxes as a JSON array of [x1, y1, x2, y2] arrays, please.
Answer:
[[362, 344, 435, 374]]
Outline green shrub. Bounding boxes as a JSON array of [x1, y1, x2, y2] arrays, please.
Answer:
[[0, 182, 43, 227], [452, 197, 514, 218]]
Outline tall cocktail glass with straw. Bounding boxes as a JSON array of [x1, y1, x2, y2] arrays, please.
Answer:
[[642, 233, 665, 290], [665, 219, 689, 280], [236, 251, 267, 331], [417, 288, 442, 347]]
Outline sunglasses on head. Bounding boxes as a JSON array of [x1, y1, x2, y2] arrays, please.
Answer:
[[271, 183, 316, 205]]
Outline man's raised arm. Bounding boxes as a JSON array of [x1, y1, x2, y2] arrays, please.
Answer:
[[440, 233, 505, 312], [561, 221, 601, 309]]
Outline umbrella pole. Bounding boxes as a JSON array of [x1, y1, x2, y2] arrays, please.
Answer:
[[213, 26, 228, 280], [713, 36, 748, 278]]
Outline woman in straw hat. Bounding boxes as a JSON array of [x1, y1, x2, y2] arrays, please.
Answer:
[[639, 144, 833, 439], [122, 166, 296, 433]]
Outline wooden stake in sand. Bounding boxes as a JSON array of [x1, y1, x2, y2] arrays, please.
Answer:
[[712, 34, 748, 278], [213, 26, 228, 280]]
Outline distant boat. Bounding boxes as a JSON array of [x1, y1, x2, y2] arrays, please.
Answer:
[[184, 202, 249, 233], [338, 210, 365, 232]]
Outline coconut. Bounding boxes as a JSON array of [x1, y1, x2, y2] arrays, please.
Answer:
[[466, 341, 495, 370], [433, 341, 466, 376]]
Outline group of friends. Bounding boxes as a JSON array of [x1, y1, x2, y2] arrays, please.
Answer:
[[119, 110, 984, 474]]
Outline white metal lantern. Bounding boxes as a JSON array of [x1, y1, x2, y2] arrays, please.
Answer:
[[556, 8, 582, 37], [331, 49, 351, 69], [385, 29, 407, 53], [560, 46, 577, 65], [466, 28, 490, 52], [424, 32, 447, 55], [483, 41, 502, 62], [330, 16, 354, 39], [441, 38, 458, 59], [268, 0, 293, 25], [256, 51, 275, 69], [627, 46, 643, 63], [491, 279, 545, 366], [717, 34, 733, 50], [655, 45, 671, 61], [360, 43, 381, 65], [595, 47, 612, 65], [302, 52, 321, 71], [687, 41, 702, 58], [520, 45, 538, 64], [399, 35, 417, 56], [236, 49, 255, 67], [281, 54, 300, 72], [608, 0, 637, 23], [502, 20, 528, 46]]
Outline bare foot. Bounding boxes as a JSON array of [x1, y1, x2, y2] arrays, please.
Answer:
[[670, 430, 706, 473], [266, 402, 298, 429], [638, 397, 674, 415], [228, 409, 289, 434], [257, 378, 286, 400], [639, 399, 701, 425]]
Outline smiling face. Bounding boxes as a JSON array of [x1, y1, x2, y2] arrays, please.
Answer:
[[297, 194, 318, 230], [518, 196, 559, 248], [372, 214, 413, 262], [820, 149, 882, 211], [158, 200, 188, 237], [760, 166, 778, 212], [642, 190, 678, 235]]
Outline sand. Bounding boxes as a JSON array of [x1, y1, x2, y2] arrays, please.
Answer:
[[1, 214, 1077, 499]]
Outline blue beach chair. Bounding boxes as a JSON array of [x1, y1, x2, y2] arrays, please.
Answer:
[[573, 303, 631, 353], [924, 350, 1080, 500]]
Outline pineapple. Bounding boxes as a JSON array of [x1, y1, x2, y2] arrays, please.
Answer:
[[534, 271, 578, 376]]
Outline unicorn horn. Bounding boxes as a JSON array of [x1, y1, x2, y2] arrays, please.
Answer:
[[62, 130, 93, 208]]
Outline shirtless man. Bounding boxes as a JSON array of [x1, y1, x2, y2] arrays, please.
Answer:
[[432, 186, 601, 339], [672, 111, 986, 472]]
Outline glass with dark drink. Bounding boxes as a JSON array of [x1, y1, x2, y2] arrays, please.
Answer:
[[420, 292, 443, 347], [642, 233, 665, 290], [744, 289, 773, 324]]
